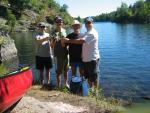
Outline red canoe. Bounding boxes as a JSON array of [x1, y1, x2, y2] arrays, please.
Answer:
[[0, 67, 33, 113]]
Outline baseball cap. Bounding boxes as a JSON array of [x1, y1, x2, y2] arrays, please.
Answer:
[[55, 16, 63, 23], [85, 17, 93, 23], [37, 22, 46, 27]]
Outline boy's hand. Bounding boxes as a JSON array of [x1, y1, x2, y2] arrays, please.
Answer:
[[61, 38, 69, 43], [61, 37, 66, 47]]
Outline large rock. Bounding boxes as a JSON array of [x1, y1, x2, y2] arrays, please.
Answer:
[[0, 32, 18, 70]]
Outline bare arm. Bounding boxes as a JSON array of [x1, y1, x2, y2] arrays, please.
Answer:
[[36, 37, 49, 45], [69, 38, 85, 44], [61, 37, 85, 44], [50, 39, 56, 48], [60, 36, 66, 47]]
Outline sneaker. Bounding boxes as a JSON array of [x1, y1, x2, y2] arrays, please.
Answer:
[[65, 84, 70, 90]]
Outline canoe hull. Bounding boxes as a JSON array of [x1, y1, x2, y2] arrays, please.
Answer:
[[0, 68, 33, 113]]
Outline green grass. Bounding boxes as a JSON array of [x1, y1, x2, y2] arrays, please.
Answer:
[[86, 88, 126, 113], [55, 87, 126, 112]]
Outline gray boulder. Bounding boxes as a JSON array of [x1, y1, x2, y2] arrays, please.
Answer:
[[0, 32, 18, 64]]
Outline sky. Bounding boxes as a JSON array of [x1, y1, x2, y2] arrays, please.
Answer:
[[55, 0, 138, 18]]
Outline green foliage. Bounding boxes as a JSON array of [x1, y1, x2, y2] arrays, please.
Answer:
[[47, 0, 61, 11], [59, 12, 73, 25], [30, 0, 73, 24], [60, 4, 68, 12], [6, 9, 16, 32], [1, 0, 73, 25], [93, 0, 150, 24], [8, 0, 30, 13], [76, 16, 84, 23], [0, 5, 7, 17], [114, 3, 132, 23]]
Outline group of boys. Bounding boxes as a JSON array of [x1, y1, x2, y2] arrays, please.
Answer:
[[35, 16, 100, 91]]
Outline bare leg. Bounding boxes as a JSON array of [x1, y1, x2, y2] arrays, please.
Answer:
[[64, 70, 68, 87], [79, 67, 84, 77], [89, 80, 98, 88], [88, 80, 92, 88], [39, 69, 44, 84], [57, 73, 61, 87], [45, 68, 50, 84], [71, 65, 77, 76]]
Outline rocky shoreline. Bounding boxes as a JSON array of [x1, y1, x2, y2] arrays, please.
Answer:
[[0, 31, 18, 70], [0, 17, 52, 33]]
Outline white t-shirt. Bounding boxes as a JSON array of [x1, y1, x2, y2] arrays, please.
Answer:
[[82, 28, 100, 62], [36, 32, 52, 57]]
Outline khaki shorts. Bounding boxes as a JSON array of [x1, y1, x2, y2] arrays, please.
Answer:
[[55, 57, 69, 74]]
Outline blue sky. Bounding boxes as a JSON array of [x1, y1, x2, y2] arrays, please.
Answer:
[[55, 0, 138, 18]]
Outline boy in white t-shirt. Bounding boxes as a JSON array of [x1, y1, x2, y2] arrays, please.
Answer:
[[35, 22, 53, 85]]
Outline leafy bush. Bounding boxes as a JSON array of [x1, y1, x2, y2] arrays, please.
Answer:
[[6, 9, 16, 32]]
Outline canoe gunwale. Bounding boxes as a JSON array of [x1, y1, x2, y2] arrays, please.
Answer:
[[0, 67, 30, 79]]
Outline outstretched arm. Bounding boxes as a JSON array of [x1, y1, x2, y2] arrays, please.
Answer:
[[61, 37, 85, 44], [36, 37, 49, 45]]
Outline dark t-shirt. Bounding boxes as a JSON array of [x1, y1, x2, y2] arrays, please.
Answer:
[[67, 33, 83, 63], [51, 28, 68, 58]]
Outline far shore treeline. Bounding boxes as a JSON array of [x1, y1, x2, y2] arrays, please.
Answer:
[[92, 0, 150, 24], [0, 0, 150, 33]]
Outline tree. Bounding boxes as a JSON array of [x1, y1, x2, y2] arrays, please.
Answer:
[[0, 0, 8, 5], [60, 4, 68, 12], [6, 9, 16, 32], [8, 0, 30, 13], [132, 0, 148, 23], [114, 3, 132, 23], [77, 16, 83, 23], [146, 0, 150, 2], [91, 0, 150, 23]]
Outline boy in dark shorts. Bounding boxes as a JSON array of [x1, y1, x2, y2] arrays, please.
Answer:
[[35, 22, 53, 85], [66, 20, 84, 77]]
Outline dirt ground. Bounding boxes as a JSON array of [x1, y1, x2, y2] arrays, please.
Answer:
[[12, 85, 124, 113]]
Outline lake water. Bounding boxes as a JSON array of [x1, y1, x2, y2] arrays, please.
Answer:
[[8, 22, 150, 101]]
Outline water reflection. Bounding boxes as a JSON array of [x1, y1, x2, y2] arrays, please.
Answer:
[[0, 58, 19, 76], [0, 64, 8, 75], [11, 32, 36, 65], [122, 101, 150, 113]]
